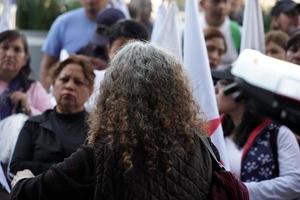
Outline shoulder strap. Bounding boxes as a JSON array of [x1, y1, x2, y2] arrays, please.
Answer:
[[230, 20, 241, 53], [269, 124, 279, 177], [242, 119, 272, 160], [198, 136, 224, 170]]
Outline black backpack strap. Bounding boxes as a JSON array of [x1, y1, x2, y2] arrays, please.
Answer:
[[269, 125, 279, 177]]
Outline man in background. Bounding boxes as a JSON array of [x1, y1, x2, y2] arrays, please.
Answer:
[[199, 0, 241, 69], [40, 0, 109, 89], [270, 0, 300, 35]]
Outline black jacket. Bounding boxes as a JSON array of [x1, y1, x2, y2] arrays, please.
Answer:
[[10, 145, 95, 200], [93, 135, 212, 200], [10, 109, 88, 175], [10, 135, 213, 200]]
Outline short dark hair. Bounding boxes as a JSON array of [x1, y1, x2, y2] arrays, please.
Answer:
[[108, 20, 149, 45], [271, 0, 300, 17]]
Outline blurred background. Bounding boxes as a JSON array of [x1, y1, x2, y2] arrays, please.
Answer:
[[0, 0, 285, 79]]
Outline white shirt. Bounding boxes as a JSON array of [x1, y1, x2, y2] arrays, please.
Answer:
[[85, 69, 106, 112], [225, 137, 242, 178], [225, 126, 300, 200], [0, 164, 10, 192]]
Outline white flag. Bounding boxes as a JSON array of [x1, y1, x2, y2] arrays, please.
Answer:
[[0, 0, 12, 32], [0, 164, 10, 192], [151, 1, 182, 62], [240, 0, 265, 53], [59, 49, 69, 61], [184, 0, 229, 169], [111, 0, 131, 19], [151, 2, 167, 44]]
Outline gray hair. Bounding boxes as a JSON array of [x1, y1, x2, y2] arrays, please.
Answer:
[[89, 41, 205, 173], [103, 41, 182, 94]]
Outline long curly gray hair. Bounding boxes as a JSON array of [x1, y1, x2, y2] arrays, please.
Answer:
[[88, 41, 207, 172]]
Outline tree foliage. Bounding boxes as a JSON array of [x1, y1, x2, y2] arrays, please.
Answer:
[[16, 0, 81, 30]]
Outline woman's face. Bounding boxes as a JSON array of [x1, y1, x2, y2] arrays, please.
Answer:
[[206, 37, 226, 69], [0, 38, 27, 81], [286, 41, 300, 65], [215, 79, 238, 114], [266, 41, 286, 60], [53, 63, 92, 114]]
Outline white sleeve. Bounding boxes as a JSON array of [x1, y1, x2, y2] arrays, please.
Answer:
[[245, 126, 300, 200], [84, 70, 105, 112]]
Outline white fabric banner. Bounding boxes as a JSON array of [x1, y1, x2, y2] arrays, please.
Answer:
[[151, 1, 182, 62], [184, 0, 229, 169], [151, 2, 167, 43], [0, 0, 12, 32], [240, 0, 265, 53], [0, 164, 10, 192], [111, 0, 131, 19]]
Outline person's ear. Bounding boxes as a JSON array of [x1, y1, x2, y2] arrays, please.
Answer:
[[270, 17, 279, 30]]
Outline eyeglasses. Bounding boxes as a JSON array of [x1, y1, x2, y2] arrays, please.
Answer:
[[0, 44, 25, 55]]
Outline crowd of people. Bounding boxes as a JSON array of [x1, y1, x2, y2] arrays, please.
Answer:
[[1, 0, 300, 200]]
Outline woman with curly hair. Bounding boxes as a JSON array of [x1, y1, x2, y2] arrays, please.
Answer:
[[10, 41, 214, 200]]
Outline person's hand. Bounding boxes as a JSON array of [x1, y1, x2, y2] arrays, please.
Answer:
[[10, 91, 31, 115], [11, 169, 35, 188]]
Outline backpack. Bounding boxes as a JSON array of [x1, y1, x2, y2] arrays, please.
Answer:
[[199, 136, 249, 200], [269, 123, 279, 177]]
